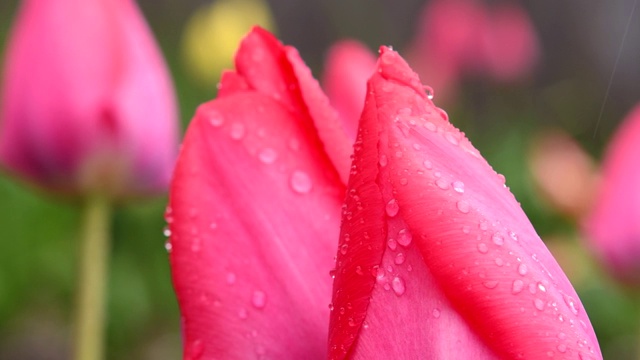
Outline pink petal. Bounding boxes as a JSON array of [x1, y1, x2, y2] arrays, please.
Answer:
[[322, 40, 377, 140], [584, 104, 640, 282], [233, 27, 352, 183], [329, 47, 601, 360], [168, 28, 348, 359], [479, 4, 540, 82], [0, 0, 178, 196]]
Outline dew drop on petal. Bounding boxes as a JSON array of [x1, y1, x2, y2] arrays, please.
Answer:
[[423, 160, 433, 169], [518, 263, 528, 276], [432, 308, 441, 318], [452, 181, 465, 193], [424, 85, 435, 100], [385, 199, 400, 217], [164, 240, 172, 253], [394, 253, 405, 265], [492, 233, 504, 246], [340, 244, 348, 255], [391, 276, 406, 296], [252, 290, 267, 309], [226, 272, 236, 285], [379, 154, 388, 167], [207, 109, 224, 127], [258, 148, 278, 164], [457, 200, 470, 213], [557, 344, 567, 353], [534, 298, 546, 311], [397, 229, 413, 247], [163, 226, 171, 237], [424, 121, 437, 132], [290, 170, 312, 193], [563, 294, 580, 315], [229, 123, 246, 140], [483, 280, 499, 289], [512, 279, 524, 294], [477, 243, 488, 254], [435, 178, 449, 190], [238, 308, 248, 319], [387, 238, 398, 250]]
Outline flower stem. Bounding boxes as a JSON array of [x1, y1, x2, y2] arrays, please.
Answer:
[[74, 195, 111, 360]]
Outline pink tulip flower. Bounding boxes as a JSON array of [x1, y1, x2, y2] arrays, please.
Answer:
[[167, 27, 351, 359], [328, 47, 600, 359], [406, 0, 539, 103], [322, 40, 377, 140], [169, 28, 600, 359], [0, 0, 178, 198], [585, 105, 640, 282]]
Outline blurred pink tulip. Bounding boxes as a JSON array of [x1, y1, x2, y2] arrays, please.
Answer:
[[329, 47, 600, 360], [0, 0, 179, 198], [322, 40, 377, 140], [585, 105, 640, 282], [406, 0, 539, 103]]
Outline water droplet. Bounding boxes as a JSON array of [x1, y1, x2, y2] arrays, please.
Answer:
[[328, 303, 334, 311], [432, 308, 441, 318], [424, 85, 435, 100], [479, 221, 489, 231], [210, 222, 218, 230], [477, 243, 489, 254], [509, 231, 519, 242], [492, 233, 504, 246], [229, 123, 246, 140], [290, 170, 312, 193], [207, 109, 224, 127], [288, 138, 300, 151], [452, 181, 465, 193], [340, 244, 348, 255], [483, 280, 499, 289], [394, 253, 406, 265], [495, 257, 504, 266], [462, 225, 471, 234], [412, 143, 421, 150], [379, 154, 388, 167], [395, 151, 403, 158], [445, 132, 459, 145], [437, 108, 449, 121], [375, 267, 386, 284], [187, 339, 205, 359], [557, 332, 567, 340], [512, 280, 524, 294], [191, 238, 201, 253], [387, 238, 398, 250], [385, 199, 400, 217], [226, 272, 236, 285], [563, 294, 580, 315], [258, 148, 278, 164], [397, 229, 412, 247], [164, 240, 172, 253], [252, 290, 267, 309], [456, 200, 470, 213], [424, 121, 437, 132], [435, 178, 449, 189], [423, 160, 433, 169], [348, 318, 356, 327], [534, 298, 545, 311], [557, 344, 567, 353], [391, 276, 406, 296], [238, 308, 248, 319], [399, 178, 408, 186], [537, 282, 547, 292], [518, 263, 528, 276], [163, 226, 171, 237]]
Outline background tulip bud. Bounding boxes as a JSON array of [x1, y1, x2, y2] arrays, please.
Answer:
[[0, 0, 179, 199]]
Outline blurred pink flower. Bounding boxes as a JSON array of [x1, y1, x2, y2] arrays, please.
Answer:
[[584, 105, 640, 282], [405, 0, 539, 103], [322, 40, 377, 140], [0, 0, 179, 198]]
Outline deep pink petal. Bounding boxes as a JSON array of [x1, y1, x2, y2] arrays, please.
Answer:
[[584, 104, 640, 282], [169, 28, 349, 359], [322, 40, 377, 140], [329, 47, 601, 360], [232, 26, 352, 183]]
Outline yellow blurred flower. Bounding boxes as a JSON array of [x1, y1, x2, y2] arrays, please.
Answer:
[[182, 0, 276, 87]]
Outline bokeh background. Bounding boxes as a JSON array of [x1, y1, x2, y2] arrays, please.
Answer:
[[1, 0, 639, 358]]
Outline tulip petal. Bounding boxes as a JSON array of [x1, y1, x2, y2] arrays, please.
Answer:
[[329, 47, 601, 359], [585, 104, 640, 282], [322, 40, 377, 140], [169, 28, 349, 359], [232, 27, 352, 183]]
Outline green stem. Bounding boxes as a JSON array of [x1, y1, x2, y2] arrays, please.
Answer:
[[74, 195, 111, 360]]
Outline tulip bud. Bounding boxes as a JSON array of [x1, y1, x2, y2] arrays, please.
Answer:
[[0, 0, 179, 199]]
